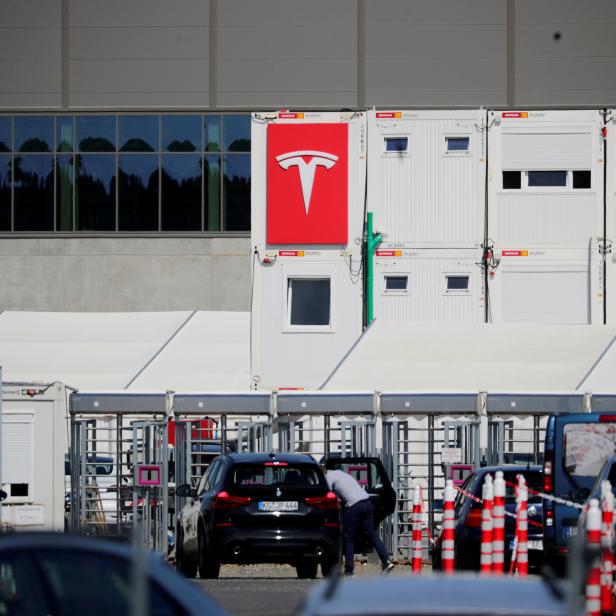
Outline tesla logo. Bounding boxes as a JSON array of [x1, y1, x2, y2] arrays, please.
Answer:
[[276, 151, 338, 214], [267, 123, 348, 245], [275, 487, 282, 497]]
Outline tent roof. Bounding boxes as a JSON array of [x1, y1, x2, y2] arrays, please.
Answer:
[[321, 321, 616, 392], [0, 311, 250, 391]]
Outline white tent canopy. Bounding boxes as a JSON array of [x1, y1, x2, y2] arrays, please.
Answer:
[[321, 321, 616, 392], [0, 311, 251, 391]]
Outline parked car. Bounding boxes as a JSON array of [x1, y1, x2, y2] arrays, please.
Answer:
[[175, 452, 342, 579], [432, 465, 544, 571], [299, 573, 570, 616], [0, 533, 227, 616], [543, 413, 616, 573], [577, 453, 616, 534]]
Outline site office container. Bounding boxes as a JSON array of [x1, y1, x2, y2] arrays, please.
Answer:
[[605, 110, 616, 325], [487, 110, 605, 325], [1, 382, 67, 531], [250, 112, 366, 390], [374, 247, 484, 322], [367, 109, 487, 248]]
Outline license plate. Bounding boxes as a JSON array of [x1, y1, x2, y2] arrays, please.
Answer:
[[258, 501, 298, 512], [564, 526, 578, 538], [528, 540, 543, 550]]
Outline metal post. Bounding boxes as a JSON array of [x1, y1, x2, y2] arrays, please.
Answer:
[[428, 415, 435, 538], [220, 415, 227, 454], [533, 415, 541, 464], [324, 415, 330, 457]]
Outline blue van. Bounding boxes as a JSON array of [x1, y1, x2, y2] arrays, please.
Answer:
[[543, 413, 616, 571]]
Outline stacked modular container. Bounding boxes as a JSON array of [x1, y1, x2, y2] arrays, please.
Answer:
[[368, 110, 487, 323], [606, 111, 616, 325], [487, 110, 604, 324], [250, 111, 366, 390]]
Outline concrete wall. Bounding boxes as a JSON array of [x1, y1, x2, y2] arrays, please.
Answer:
[[0, 237, 251, 311]]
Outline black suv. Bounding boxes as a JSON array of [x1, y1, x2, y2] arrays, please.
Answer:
[[175, 452, 341, 579]]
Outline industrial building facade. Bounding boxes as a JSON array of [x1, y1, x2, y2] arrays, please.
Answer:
[[1, 0, 616, 312]]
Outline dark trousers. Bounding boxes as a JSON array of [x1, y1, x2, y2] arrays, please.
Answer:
[[342, 498, 389, 573]]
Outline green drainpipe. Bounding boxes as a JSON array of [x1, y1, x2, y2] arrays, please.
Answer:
[[366, 211, 383, 325]]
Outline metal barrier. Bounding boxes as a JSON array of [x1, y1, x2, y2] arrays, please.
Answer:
[[69, 392, 170, 554]]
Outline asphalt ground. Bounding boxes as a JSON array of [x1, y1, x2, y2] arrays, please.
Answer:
[[195, 561, 413, 616]]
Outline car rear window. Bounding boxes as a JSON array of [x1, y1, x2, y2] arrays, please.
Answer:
[[503, 471, 542, 503], [564, 423, 616, 480], [231, 464, 322, 488]]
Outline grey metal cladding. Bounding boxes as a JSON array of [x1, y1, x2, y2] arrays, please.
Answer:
[[486, 393, 585, 415], [70, 392, 167, 414], [173, 393, 271, 415], [590, 395, 616, 413], [380, 393, 478, 414], [276, 393, 374, 415]]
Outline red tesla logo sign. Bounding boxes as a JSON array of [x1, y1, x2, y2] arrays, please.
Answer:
[[267, 123, 348, 244]]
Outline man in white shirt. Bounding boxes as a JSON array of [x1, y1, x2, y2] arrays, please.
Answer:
[[325, 468, 395, 576]]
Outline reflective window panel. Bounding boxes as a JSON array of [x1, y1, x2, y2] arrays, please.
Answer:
[[76, 154, 116, 230], [0, 117, 11, 153], [204, 115, 221, 152], [119, 115, 159, 152], [0, 154, 10, 230], [223, 154, 250, 231], [77, 116, 116, 152], [224, 115, 251, 152], [15, 116, 53, 152], [204, 154, 221, 231], [57, 116, 74, 152], [161, 154, 201, 231], [162, 115, 201, 152], [56, 155, 74, 231], [119, 154, 159, 231], [13, 154, 54, 231], [288, 278, 331, 326]]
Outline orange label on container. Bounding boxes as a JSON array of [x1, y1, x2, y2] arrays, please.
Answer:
[[278, 112, 304, 119], [278, 250, 305, 257], [376, 250, 402, 257], [501, 250, 528, 257], [376, 112, 402, 119], [501, 112, 528, 119]]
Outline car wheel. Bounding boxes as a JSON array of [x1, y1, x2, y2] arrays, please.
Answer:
[[198, 528, 220, 579], [296, 560, 318, 579], [176, 529, 198, 578]]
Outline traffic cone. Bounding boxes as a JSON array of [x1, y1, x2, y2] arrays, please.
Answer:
[[492, 471, 506, 574], [515, 474, 528, 576], [586, 498, 602, 616], [599, 481, 614, 615], [480, 474, 493, 575], [442, 480, 455, 574], [411, 484, 422, 573]]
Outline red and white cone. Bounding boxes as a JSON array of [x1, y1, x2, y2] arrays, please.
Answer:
[[492, 470, 506, 574], [442, 480, 456, 574], [480, 474, 494, 575], [599, 481, 614, 615], [586, 498, 602, 616], [411, 484, 423, 573], [515, 474, 528, 576]]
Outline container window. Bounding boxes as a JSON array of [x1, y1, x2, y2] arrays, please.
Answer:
[[288, 278, 331, 326], [385, 275, 408, 292], [527, 171, 567, 187], [446, 137, 470, 152], [502, 171, 521, 189], [446, 275, 469, 291], [384, 137, 408, 153], [573, 170, 591, 189]]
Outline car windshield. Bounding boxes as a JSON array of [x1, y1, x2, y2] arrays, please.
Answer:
[[231, 464, 321, 487], [564, 423, 616, 480]]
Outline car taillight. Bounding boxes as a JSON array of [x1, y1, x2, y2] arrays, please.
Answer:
[[465, 508, 482, 528], [543, 453, 553, 493], [305, 492, 339, 510], [212, 491, 251, 509], [600, 415, 616, 422], [545, 508, 554, 527]]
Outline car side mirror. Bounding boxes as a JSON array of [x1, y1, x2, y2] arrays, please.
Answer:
[[0, 490, 6, 502], [176, 484, 193, 498]]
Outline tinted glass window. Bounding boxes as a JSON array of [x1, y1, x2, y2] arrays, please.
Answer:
[[77, 116, 116, 152], [0, 154, 11, 230], [564, 423, 616, 480], [56, 155, 74, 231], [118, 154, 159, 231], [232, 464, 321, 487], [288, 278, 331, 326], [76, 154, 116, 231], [224, 115, 251, 152], [446, 275, 469, 291], [528, 170, 567, 187], [385, 275, 408, 291], [161, 154, 201, 231], [503, 471, 542, 503], [446, 137, 469, 151], [0, 552, 49, 614], [13, 154, 54, 231], [0, 116, 12, 152], [57, 116, 74, 152], [573, 170, 591, 189], [15, 116, 53, 152], [385, 137, 408, 152], [204, 154, 221, 231], [205, 115, 221, 152], [502, 171, 521, 189], [162, 115, 201, 152], [119, 115, 158, 152], [223, 154, 250, 231]]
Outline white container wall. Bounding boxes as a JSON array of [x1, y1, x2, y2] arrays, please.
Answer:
[[374, 248, 484, 322], [487, 247, 602, 324], [606, 110, 616, 325], [367, 109, 487, 247]]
